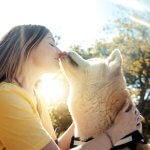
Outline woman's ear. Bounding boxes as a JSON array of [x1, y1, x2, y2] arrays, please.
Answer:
[[107, 49, 122, 73]]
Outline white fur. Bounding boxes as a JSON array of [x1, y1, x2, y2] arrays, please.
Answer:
[[60, 50, 149, 150]]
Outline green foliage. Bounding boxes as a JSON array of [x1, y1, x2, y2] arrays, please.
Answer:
[[49, 102, 72, 137], [142, 119, 150, 142]]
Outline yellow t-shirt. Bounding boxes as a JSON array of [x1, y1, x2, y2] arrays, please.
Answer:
[[0, 82, 56, 150]]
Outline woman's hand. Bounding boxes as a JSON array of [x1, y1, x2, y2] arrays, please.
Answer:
[[71, 100, 143, 150], [114, 100, 141, 138]]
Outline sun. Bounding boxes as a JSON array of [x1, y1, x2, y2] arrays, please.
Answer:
[[37, 73, 68, 105]]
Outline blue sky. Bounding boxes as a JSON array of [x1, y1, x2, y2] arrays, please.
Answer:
[[0, 0, 149, 51]]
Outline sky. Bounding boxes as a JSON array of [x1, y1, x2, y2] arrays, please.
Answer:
[[0, 0, 117, 50], [0, 0, 149, 50]]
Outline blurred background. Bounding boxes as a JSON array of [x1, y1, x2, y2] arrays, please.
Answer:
[[0, 0, 149, 142]]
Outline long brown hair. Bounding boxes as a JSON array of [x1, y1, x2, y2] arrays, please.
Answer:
[[0, 25, 49, 83]]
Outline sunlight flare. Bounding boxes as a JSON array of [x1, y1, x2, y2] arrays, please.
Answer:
[[37, 73, 67, 105], [111, 0, 148, 12], [130, 16, 150, 28]]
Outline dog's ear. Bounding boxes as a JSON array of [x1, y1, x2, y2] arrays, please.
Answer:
[[107, 49, 122, 73]]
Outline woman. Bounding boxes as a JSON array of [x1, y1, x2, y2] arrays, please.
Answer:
[[0, 25, 141, 150]]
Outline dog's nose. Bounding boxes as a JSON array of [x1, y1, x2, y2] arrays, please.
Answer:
[[59, 51, 68, 58]]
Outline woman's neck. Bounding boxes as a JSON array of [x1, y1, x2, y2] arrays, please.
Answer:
[[15, 62, 43, 96]]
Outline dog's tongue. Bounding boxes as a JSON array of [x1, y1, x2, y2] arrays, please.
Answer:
[[59, 51, 68, 58]]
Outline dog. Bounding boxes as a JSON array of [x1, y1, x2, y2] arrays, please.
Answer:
[[59, 49, 149, 150]]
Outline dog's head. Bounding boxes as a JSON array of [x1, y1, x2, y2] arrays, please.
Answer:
[[59, 49, 124, 89]]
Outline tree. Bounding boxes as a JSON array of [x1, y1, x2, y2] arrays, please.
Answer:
[[49, 102, 72, 137]]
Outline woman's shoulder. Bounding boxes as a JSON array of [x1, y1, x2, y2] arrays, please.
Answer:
[[0, 81, 22, 91], [0, 82, 37, 108], [0, 82, 26, 97]]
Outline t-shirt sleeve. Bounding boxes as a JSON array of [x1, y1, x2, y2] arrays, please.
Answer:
[[0, 90, 51, 150]]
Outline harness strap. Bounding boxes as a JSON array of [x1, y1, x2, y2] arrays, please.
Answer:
[[70, 136, 93, 148], [70, 130, 147, 149]]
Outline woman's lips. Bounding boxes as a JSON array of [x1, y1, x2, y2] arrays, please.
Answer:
[[54, 51, 68, 60]]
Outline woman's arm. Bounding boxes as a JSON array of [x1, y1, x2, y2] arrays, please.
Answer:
[[42, 123, 126, 150], [42, 124, 74, 150], [73, 101, 141, 150], [72, 123, 122, 150], [42, 140, 60, 150], [58, 123, 74, 150], [43, 101, 140, 150]]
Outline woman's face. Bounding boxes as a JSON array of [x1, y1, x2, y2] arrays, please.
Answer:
[[29, 33, 61, 73]]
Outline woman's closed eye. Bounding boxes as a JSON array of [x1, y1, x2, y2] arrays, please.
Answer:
[[49, 43, 55, 47]]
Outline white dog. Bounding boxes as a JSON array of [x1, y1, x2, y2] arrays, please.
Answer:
[[60, 49, 149, 150]]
